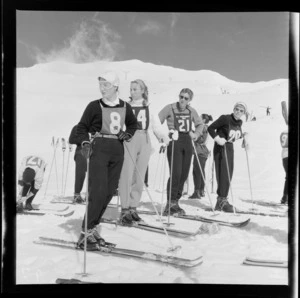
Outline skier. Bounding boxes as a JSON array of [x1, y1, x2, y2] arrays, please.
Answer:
[[189, 114, 213, 199], [17, 155, 47, 212], [68, 124, 87, 204], [76, 71, 138, 250], [158, 88, 204, 215], [266, 106, 271, 116], [118, 79, 170, 225], [207, 102, 248, 212]]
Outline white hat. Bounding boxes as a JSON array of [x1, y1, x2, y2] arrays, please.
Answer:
[[234, 101, 248, 113], [98, 71, 120, 87]]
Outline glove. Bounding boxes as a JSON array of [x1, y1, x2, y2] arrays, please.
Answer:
[[161, 135, 170, 146], [18, 180, 24, 187], [214, 135, 227, 146], [189, 131, 198, 141], [168, 129, 179, 141], [81, 142, 91, 159], [117, 130, 132, 142], [159, 143, 167, 153]]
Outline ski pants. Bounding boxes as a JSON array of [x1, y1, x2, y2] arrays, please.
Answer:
[[166, 133, 193, 202], [282, 157, 288, 196], [82, 137, 124, 230], [20, 180, 37, 203], [213, 142, 234, 198], [74, 148, 87, 194], [192, 154, 207, 192], [119, 130, 151, 209]]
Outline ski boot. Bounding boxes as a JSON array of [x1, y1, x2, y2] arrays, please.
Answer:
[[188, 190, 201, 199], [24, 200, 34, 210], [76, 230, 100, 251], [163, 201, 185, 216], [199, 189, 205, 197], [90, 226, 106, 246], [129, 207, 143, 222], [119, 209, 134, 226], [73, 193, 85, 204], [215, 197, 234, 213], [16, 202, 24, 213]]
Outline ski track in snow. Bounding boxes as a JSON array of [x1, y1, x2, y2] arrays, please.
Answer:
[[15, 60, 291, 285]]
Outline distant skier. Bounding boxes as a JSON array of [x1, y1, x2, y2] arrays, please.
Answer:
[[76, 71, 138, 250], [68, 124, 87, 204], [189, 114, 213, 199], [158, 88, 205, 215], [266, 106, 271, 116], [118, 79, 170, 225], [17, 155, 47, 212], [207, 102, 248, 212]]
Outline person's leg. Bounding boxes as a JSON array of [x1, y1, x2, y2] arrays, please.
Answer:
[[129, 134, 151, 208], [281, 157, 288, 204], [166, 141, 183, 203], [118, 135, 138, 210], [199, 156, 207, 196], [74, 150, 87, 195]]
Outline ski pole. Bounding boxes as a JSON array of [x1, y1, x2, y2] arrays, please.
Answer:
[[167, 140, 175, 226], [211, 159, 215, 193], [223, 144, 236, 215], [43, 137, 59, 199], [191, 140, 216, 214], [63, 142, 72, 197], [153, 149, 163, 190], [83, 153, 90, 276], [61, 138, 66, 197], [54, 138, 60, 197], [244, 142, 254, 210], [159, 146, 167, 219], [124, 142, 180, 252]]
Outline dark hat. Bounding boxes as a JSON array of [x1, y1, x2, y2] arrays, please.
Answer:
[[22, 167, 36, 184], [202, 114, 213, 124]]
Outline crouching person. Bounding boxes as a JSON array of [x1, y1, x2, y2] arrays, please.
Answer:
[[17, 155, 47, 212]]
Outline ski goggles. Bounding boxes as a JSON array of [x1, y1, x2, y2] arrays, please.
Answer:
[[98, 81, 114, 89]]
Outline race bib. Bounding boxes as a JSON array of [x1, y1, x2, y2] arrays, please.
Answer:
[[100, 106, 126, 135], [280, 132, 288, 148], [132, 106, 149, 130]]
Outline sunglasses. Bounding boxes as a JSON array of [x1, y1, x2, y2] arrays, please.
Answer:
[[179, 95, 190, 101], [234, 107, 245, 113]]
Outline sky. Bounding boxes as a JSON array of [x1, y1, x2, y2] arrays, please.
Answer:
[[16, 11, 290, 82]]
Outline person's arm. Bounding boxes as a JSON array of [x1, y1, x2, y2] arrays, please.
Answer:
[[69, 125, 80, 145], [192, 109, 205, 139], [158, 104, 172, 125], [207, 115, 228, 146], [124, 102, 138, 138], [77, 102, 95, 146], [150, 112, 170, 144]]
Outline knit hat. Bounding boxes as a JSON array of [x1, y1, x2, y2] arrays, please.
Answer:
[[98, 71, 120, 87], [22, 167, 36, 184], [234, 102, 247, 113]]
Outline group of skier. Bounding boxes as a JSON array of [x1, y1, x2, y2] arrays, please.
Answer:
[[16, 70, 288, 251]]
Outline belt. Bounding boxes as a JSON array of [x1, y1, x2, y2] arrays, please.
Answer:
[[93, 132, 118, 139]]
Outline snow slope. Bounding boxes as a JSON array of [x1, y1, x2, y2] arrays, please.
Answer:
[[15, 59, 292, 285]]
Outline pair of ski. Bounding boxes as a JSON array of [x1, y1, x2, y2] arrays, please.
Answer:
[[136, 210, 250, 228], [100, 218, 202, 238], [18, 205, 74, 217], [34, 236, 203, 268]]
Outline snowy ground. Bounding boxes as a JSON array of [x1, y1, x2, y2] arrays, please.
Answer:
[[13, 60, 296, 285]]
